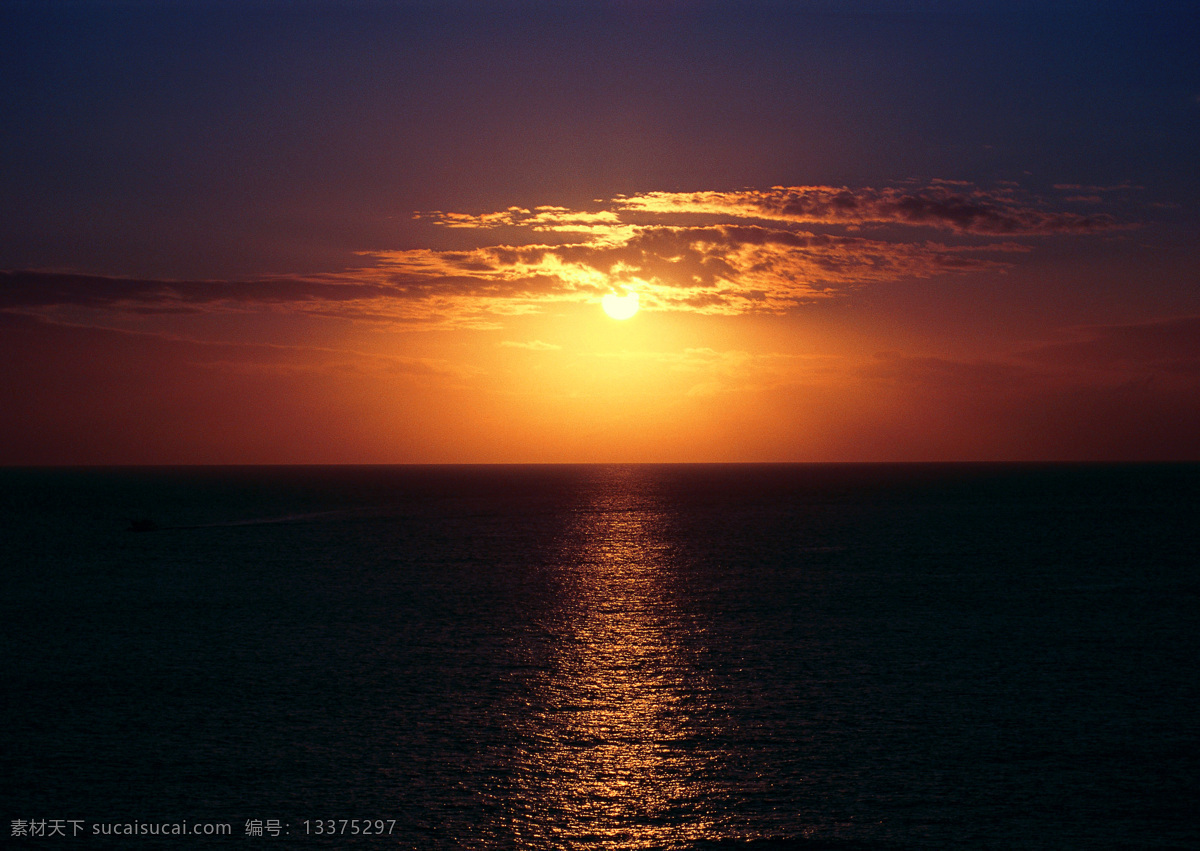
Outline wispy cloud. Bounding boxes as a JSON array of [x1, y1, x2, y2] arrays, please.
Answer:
[[615, 185, 1124, 234], [419, 205, 630, 238], [501, 340, 561, 351], [1052, 183, 1143, 193]]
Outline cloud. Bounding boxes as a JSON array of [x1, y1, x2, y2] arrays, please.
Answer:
[[418, 205, 629, 238], [1052, 183, 1143, 193], [0, 269, 390, 314], [616, 185, 1124, 235], [361, 223, 1021, 317], [0, 231, 1046, 326], [3, 181, 1125, 326], [501, 340, 561, 351]]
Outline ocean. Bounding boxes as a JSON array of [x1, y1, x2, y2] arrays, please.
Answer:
[[3, 464, 1198, 848]]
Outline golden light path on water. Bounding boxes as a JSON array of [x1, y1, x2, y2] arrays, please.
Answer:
[[505, 467, 727, 847]]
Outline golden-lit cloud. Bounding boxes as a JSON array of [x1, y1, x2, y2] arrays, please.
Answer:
[[1, 182, 1123, 329], [357, 225, 1023, 319], [419, 205, 630, 239]]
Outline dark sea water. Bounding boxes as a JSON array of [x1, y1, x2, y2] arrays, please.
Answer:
[[3, 464, 1199, 849]]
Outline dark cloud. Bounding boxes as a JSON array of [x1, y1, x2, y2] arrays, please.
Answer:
[[0, 270, 390, 313], [620, 185, 1126, 235]]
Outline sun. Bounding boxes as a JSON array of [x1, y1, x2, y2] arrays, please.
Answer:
[[601, 291, 639, 320]]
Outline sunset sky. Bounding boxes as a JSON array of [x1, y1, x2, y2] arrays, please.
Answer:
[[2, 0, 1198, 464]]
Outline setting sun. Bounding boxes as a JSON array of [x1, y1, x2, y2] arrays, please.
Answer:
[[601, 291, 639, 320], [1, 1, 1196, 469]]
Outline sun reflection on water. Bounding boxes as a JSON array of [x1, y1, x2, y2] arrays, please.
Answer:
[[503, 466, 727, 848]]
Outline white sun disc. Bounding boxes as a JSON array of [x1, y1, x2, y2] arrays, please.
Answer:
[[601, 292, 639, 320]]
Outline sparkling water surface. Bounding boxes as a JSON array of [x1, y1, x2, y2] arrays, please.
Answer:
[[3, 464, 1198, 848]]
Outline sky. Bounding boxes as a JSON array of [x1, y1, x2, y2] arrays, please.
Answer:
[[2, 0, 1198, 464]]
